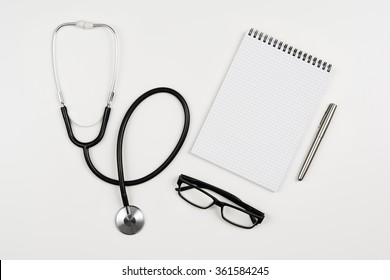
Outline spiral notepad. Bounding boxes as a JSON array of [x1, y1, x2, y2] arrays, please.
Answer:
[[192, 28, 332, 192]]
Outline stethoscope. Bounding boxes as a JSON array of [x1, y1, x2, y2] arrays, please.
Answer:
[[52, 21, 190, 235]]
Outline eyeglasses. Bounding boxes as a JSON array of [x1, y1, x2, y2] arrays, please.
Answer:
[[176, 174, 265, 229]]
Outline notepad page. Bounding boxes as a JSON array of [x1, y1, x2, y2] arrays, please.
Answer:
[[192, 31, 331, 191]]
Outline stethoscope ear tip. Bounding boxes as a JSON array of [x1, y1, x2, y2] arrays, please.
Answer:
[[115, 206, 145, 235]]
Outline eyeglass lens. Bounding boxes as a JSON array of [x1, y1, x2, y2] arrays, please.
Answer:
[[222, 205, 258, 228], [179, 184, 214, 208], [179, 184, 258, 228]]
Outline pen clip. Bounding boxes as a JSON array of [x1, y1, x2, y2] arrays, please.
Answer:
[[318, 104, 332, 128]]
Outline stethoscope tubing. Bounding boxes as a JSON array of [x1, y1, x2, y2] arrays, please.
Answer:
[[61, 87, 190, 207]]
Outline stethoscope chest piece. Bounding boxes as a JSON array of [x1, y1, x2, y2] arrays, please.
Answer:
[[116, 206, 145, 235]]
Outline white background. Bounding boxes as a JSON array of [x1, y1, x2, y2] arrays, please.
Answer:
[[0, 0, 389, 259]]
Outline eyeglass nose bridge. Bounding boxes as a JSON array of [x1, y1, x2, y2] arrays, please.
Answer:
[[214, 200, 224, 207]]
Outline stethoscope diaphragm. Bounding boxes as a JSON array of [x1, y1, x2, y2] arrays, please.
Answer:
[[116, 206, 145, 235]]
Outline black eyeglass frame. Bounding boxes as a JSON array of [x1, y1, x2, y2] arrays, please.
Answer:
[[176, 174, 265, 229]]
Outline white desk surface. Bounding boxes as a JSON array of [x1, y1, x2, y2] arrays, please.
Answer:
[[0, 0, 389, 259]]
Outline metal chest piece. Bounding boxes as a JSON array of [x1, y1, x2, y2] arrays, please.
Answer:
[[116, 206, 145, 235]]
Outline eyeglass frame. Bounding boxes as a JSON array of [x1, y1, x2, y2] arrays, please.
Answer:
[[176, 174, 265, 229]]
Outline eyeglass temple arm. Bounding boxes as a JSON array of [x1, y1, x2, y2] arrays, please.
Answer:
[[177, 175, 265, 220]]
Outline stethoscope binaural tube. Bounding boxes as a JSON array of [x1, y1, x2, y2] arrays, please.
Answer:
[[52, 20, 118, 109], [53, 21, 190, 235]]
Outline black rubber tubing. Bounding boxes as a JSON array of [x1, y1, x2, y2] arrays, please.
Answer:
[[61, 87, 190, 207]]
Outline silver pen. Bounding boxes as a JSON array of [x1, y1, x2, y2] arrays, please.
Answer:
[[298, 103, 337, 181]]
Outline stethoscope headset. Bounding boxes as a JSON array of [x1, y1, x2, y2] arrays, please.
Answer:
[[52, 21, 190, 235]]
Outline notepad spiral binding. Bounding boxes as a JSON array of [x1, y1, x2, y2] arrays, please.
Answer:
[[248, 28, 332, 72]]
